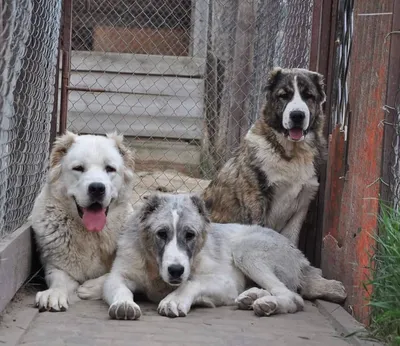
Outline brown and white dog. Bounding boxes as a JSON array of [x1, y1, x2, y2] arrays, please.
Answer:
[[31, 132, 135, 312], [203, 67, 327, 246]]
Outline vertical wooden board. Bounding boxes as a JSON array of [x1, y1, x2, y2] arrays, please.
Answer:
[[321, 0, 393, 325], [0, 225, 33, 314], [189, 0, 210, 58], [381, 0, 400, 204], [305, 0, 339, 266]]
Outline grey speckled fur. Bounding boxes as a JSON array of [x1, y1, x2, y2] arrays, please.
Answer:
[[101, 193, 347, 320]]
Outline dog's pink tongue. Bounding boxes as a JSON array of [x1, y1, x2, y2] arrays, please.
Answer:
[[82, 208, 107, 232], [289, 128, 303, 141]]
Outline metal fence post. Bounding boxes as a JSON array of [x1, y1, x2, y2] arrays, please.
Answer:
[[59, 0, 73, 135]]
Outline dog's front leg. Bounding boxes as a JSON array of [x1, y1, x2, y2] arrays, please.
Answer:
[[35, 266, 79, 312], [103, 272, 141, 320], [280, 207, 308, 246], [157, 276, 238, 318], [281, 182, 319, 246]]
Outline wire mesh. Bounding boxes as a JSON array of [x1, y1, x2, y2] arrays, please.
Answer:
[[66, 0, 314, 198], [330, 0, 353, 133], [0, 0, 62, 237]]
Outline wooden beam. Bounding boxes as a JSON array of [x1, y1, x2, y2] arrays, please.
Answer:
[[64, 73, 204, 98], [0, 224, 33, 314], [380, 0, 400, 205], [189, 0, 209, 58], [66, 90, 203, 119], [67, 113, 203, 140], [70, 51, 206, 77]]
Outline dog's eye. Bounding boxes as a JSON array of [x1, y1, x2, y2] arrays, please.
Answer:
[[304, 92, 314, 100], [185, 230, 196, 241], [105, 165, 116, 173], [156, 229, 168, 240], [278, 92, 289, 100], [73, 165, 84, 172]]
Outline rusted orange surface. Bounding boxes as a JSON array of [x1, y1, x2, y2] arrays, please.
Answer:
[[321, 0, 393, 325]]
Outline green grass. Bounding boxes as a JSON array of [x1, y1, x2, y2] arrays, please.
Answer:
[[368, 204, 400, 345]]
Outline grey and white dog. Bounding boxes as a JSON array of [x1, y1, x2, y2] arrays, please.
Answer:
[[101, 193, 346, 320]]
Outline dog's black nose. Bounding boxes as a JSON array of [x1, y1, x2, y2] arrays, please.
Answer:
[[290, 111, 305, 124], [88, 182, 106, 198], [168, 264, 184, 279]]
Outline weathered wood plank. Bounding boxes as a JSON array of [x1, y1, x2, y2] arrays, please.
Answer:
[[93, 26, 190, 56], [0, 224, 32, 314], [67, 90, 203, 119], [67, 113, 203, 140], [66, 72, 204, 98], [321, 0, 393, 325], [126, 138, 201, 167], [189, 0, 210, 58], [70, 51, 206, 77]]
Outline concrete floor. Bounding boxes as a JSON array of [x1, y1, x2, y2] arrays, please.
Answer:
[[0, 289, 354, 346]]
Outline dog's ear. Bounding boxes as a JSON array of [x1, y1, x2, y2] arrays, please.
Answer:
[[49, 131, 77, 183], [264, 67, 283, 93], [139, 193, 163, 223], [190, 194, 210, 223], [310, 71, 326, 104], [107, 132, 135, 183]]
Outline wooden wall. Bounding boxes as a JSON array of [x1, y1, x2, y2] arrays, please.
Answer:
[[320, 0, 396, 325], [65, 51, 205, 140]]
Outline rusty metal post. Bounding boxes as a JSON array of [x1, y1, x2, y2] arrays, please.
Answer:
[[59, 0, 73, 135]]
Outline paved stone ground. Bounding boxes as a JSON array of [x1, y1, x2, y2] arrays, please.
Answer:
[[0, 290, 352, 346]]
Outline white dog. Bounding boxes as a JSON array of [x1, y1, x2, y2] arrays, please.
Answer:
[[31, 132, 135, 312], [101, 193, 346, 320]]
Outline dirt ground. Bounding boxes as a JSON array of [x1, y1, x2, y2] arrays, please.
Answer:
[[131, 170, 211, 205]]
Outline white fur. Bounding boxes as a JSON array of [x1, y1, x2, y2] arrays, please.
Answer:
[[244, 130, 319, 245], [161, 243, 190, 285], [160, 210, 190, 284], [57, 135, 125, 209], [31, 133, 135, 312], [282, 76, 310, 136], [35, 268, 78, 311]]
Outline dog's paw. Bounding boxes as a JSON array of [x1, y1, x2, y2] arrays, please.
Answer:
[[77, 279, 103, 300], [108, 300, 141, 320], [252, 296, 278, 317], [252, 292, 304, 316], [235, 287, 271, 310], [35, 289, 69, 312], [157, 296, 191, 318]]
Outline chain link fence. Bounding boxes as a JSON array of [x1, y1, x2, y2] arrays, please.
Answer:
[[66, 0, 314, 196], [0, 0, 62, 237]]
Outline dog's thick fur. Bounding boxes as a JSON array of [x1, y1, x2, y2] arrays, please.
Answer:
[[31, 132, 135, 312], [203, 67, 327, 246], [101, 193, 346, 320]]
